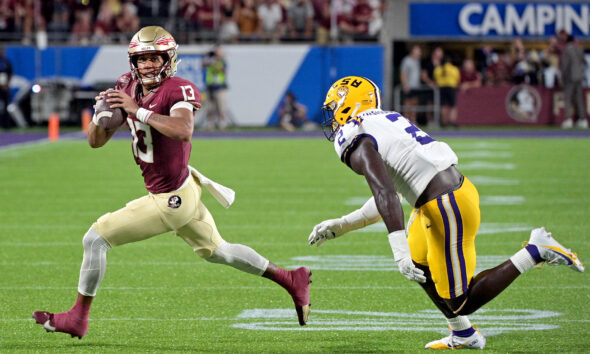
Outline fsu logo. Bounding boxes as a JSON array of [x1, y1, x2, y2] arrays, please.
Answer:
[[505, 84, 542, 123], [168, 195, 182, 209], [155, 37, 176, 46]]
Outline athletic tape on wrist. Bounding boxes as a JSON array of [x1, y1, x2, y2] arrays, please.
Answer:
[[387, 230, 410, 261], [136, 108, 154, 123]]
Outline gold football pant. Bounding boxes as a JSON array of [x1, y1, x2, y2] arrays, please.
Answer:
[[93, 175, 224, 258], [408, 177, 480, 299]]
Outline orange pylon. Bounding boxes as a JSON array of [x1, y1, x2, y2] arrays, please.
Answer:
[[81, 108, 92, 134], [48, 113, 59, 141]]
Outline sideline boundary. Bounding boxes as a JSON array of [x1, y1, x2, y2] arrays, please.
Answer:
[[1, 128, 589, 150]]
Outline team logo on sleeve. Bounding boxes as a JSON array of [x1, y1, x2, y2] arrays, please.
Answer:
[[168, 195, 182, 208]]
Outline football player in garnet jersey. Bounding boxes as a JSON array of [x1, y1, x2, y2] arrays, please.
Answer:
[[33, 26, 311, 339], [307, 76, 584, 349]]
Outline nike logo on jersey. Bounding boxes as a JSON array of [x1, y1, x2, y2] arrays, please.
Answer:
[[426, 224, 431, 229], [149, 103, 158, 109]]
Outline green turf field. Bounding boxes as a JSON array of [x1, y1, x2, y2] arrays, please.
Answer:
[[1, 136, 589, 353]]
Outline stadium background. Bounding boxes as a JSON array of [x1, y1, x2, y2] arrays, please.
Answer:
[[1, 1, 590, 352], [0, 0, 588, 130]]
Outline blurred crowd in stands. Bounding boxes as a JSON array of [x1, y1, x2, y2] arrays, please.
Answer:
[[400, 30, 589, 127], [0, 0, 387, 45]]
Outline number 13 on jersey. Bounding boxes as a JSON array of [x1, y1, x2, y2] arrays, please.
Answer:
[[128, 118, 154, 163]]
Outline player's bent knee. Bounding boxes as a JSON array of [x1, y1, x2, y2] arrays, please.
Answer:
[[204, 241, 230, 264], [82, 227, 112, 252]]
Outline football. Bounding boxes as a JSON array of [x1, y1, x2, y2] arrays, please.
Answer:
[[94, 98, 126, 131]]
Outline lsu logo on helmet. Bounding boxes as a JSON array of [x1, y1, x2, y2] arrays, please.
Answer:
[[322, 76, 381, 141]]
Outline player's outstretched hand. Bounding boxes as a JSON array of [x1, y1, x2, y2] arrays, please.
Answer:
[[396, 257, 426, 283], [388, 230, 426, 283], [308, 219, 345, 247]]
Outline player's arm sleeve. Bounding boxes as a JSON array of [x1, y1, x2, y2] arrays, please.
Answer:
[[167, 81, 202, 114], [341, 196, 382, 231], [171, 101, 195, 113], [335, 122, 379, 168], [340, 132, 379, 168]]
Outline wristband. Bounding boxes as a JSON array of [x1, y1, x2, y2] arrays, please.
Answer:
[[341, 197, 381, 231], [92, 111, 111, 126], [136, 108, 154, 123], [92, 112, 100, 126], [387, 230, 410, 262]]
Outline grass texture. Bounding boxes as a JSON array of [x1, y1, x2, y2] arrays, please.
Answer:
[[0, 135, 589, 353]]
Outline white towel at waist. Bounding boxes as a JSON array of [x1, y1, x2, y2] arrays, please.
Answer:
[[189, 166, 235, 208]]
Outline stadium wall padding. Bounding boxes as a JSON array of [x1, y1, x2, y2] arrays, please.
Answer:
[[5, 45, 383, 127]]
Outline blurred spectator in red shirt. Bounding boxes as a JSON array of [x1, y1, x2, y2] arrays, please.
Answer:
[[15, 0, 39, 45], [486, 52, 513, 86], [314, 0, 330, 44], [70, 8, 94, 45], [179, 0, 203, 31], [115, 1, 139, 43], [350, 0, 373, 36], [459, 58, 482, 91], [94, 1, 118, 44], [337, 11, 363, 43], [0, 0, 15, 35], [196, 0, 215, 36]]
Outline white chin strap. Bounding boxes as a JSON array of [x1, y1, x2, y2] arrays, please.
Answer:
[[349, 103, 361, 119]]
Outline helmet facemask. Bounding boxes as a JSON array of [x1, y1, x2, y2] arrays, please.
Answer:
[[130, 51, 174, 88], [321, 102, 338, 142]]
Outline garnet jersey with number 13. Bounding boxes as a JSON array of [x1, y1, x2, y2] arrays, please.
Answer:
[[115, 72, 202, 194]]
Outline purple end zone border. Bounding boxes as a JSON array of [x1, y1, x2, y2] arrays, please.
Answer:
[[1, 129, 589, 148]]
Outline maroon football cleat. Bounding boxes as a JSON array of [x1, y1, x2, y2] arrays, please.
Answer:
[[32, 310, 88, 339], [287, 267, 312, 326]]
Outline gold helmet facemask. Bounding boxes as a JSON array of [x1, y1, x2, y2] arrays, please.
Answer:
[[321, 76, 381, 141], [128, 26, 179, 87]]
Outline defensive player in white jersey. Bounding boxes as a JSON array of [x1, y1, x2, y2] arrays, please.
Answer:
[[32, 26, 311, 339], [308, 76, 584, 349]]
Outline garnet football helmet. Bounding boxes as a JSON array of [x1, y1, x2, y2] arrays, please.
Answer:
[[321, 76, 381, 141], [128, 26, 179, 87]]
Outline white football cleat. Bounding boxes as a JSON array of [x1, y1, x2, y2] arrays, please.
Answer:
[[528, 227, 584, 272], [561, 118, 574, 129], [425, 330, 486, 350]]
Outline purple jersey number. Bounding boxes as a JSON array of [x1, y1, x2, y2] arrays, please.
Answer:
[[386, 113, 434, 145]]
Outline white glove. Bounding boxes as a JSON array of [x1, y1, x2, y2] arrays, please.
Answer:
[[308, 218, 347, 247], [388, 230, 426, 283]]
